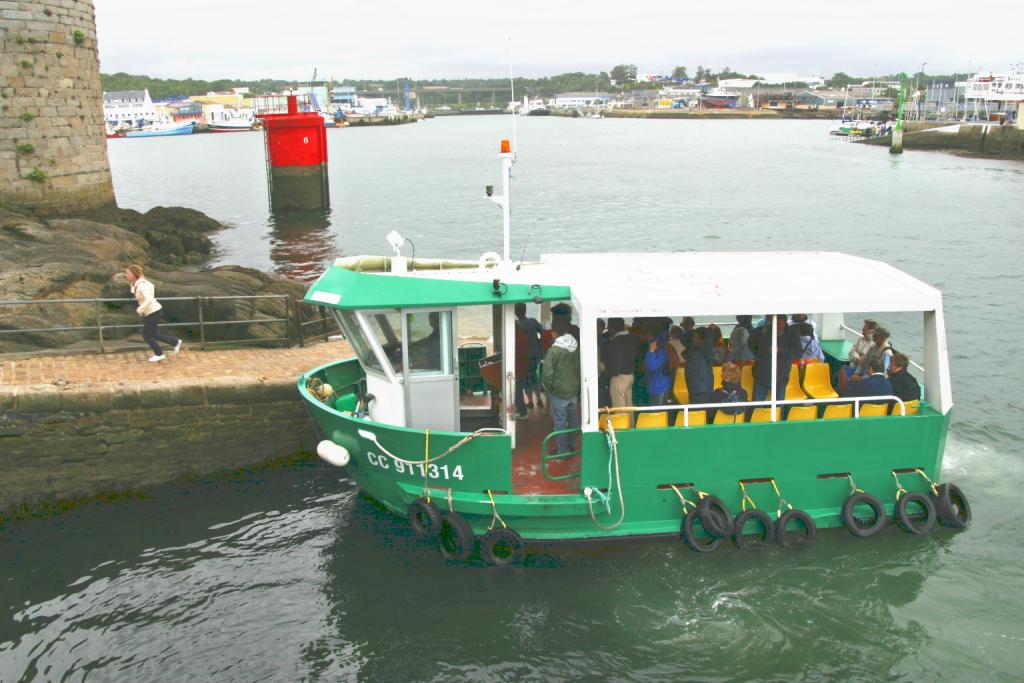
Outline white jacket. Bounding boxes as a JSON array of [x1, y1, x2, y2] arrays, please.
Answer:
[[131, 278, 163, 317]]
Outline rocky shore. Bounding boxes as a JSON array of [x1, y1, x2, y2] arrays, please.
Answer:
[[0, 205, 306, 354]]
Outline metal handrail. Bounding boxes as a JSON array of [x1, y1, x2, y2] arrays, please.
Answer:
[[838, 323, 925, 372], [0, 294, 340, 355], [540, 428, 583, 481]]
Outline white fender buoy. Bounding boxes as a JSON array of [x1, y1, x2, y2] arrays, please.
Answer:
[[317, 440, 350, 467], [478, 251, 502, 269]]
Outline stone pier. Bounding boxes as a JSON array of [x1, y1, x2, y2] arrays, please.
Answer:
[[0, 342, 351, 517]]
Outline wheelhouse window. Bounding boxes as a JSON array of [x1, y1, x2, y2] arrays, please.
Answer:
[[406, 311, 451, 375], [335, 310, 384, 375], [365, 311, 404, 375]]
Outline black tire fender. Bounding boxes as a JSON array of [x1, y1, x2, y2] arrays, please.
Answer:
[[407, 498, 442, 538], [842, 492, 887, 538], [733, 509, 775, 549], [697, 495, 735, 538], [933, 483, 971, 529], [438, 512, 475, 561], [776, 509, 817, 547], [896, 492, 937, 535], [681, 509, 723, 553], [480, 527, 526, 567]]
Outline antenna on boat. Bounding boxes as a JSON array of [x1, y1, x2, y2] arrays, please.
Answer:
[[483, 38, 516, 265], [508, 37, 518, 155]]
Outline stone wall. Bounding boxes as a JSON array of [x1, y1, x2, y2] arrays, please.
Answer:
[[0, 0, 116, 214], [0, 378, 319, 515]]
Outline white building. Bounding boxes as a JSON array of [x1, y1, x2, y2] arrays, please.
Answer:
[[102, 89, 156, 127], [553, 93, 612, 109]]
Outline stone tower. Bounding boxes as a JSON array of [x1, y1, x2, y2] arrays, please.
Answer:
[[0, 0, 116, 214]]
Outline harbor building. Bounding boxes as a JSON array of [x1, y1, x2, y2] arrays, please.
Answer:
[[331, 86, 358, 111], [553, 93, 613, 109], [103, 90, 157, 128]]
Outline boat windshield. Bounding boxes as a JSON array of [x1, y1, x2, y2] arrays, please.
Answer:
[[365, 312, 403, 375], [406, 311, 451, 376], [335, 310, 384, 375]]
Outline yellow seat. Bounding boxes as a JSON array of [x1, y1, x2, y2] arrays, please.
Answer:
[[785, 369, 808, 401], [802, 362, 838, 399], [787, 405, 817, 421], [674, 409, 706, 427], [636, 411, 669, 429], [741, 364, 755, 402], [891, 399, 920, 416], [712, 365, 723, 390], [672, 368, 689, 405], [858, 403, 888, 418], [750, 406, 782, 422], [599, 413, 632, 430], [822, 404, 853, 419], [713, 410, 745, 425]]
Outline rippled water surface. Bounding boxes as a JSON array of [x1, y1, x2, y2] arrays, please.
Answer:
[[3, 118, 1023, 681]]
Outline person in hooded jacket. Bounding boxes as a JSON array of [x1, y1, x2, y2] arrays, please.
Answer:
[[542, 317, 581, 453], [684, 325, 717, 405], [643, 329, 672, 405]]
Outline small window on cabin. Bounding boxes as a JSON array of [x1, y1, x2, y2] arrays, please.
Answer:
[[336, 310, 383, 375], [365, 311, 404, 375], [407, 311, 451, 375]]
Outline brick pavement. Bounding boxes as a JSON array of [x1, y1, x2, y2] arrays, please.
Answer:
[[0, 340, 353, 389]]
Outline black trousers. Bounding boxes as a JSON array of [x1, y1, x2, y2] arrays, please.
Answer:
[[142, 310, 179, 355]]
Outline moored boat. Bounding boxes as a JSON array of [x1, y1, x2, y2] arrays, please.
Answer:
[[299, 139, 966, 565], [124, 121, 196, 138], [207, 121, 255, 132]]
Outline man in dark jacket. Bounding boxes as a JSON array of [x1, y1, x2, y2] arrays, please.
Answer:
[[684, 325, 717, 405], [888, 352, 921, 403], [840, 357, 893, 404], [749, 315, 801, 401], [603, 317, 642, 408]]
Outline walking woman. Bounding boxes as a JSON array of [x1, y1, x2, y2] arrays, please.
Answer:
[[124, 264, 182, 362]]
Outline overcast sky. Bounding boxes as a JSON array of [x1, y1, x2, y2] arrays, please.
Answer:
[[95, 0, 1021, 81]]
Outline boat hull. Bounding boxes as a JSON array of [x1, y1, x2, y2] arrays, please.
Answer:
[[125, 123, 195, 138], [301, 358, 950, 543]]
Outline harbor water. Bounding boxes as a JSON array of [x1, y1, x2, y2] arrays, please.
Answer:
[[3, 117, 1024, 681]]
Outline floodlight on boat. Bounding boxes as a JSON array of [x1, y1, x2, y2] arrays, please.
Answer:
[[385, 230, 406, 255]]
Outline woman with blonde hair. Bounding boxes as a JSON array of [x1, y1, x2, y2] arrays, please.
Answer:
[[124, 264, 182, 362]]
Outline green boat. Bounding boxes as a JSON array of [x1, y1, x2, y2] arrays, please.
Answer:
[[298, 140, 966, 564]]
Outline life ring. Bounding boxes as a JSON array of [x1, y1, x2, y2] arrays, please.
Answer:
[[407, 498, 442, 538], [895, 492, 937, 535], [680, 509, 722, 553], [438, 512, 475, 561], [480, 527, 525, 566], [697, 495, 735, 538], [842, 492, 886, 538], [478, 251, 502, 269], [733, 509, 775, 549], [932, 483, 971, 529], [776, 509, 817, 547]]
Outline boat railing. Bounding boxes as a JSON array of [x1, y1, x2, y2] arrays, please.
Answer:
[[540, 428, 583, 481], [0, 294, 340, 357], [839, 323, 925, 373], [602, 394, 911, 426]]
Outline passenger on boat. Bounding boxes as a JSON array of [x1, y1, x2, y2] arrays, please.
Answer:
[[683, 326, 716, 405], [842, 319, 878, 385], [852, 327, 893, 380], [542, 318, 581, 453], [551, 303, 580, 342], [679, 316, 696, 348], [727, 315, 755, 363], [790, 313, 816, 335], [888, 352, 921, 403], [596, 318, 610, 407], [840, 356, 892, 404], [604, 318, 642, 408], [666, 325, 685, 370], [798, 322, 825, 362], [708, 324, 727, 365], [644, 330, 672, 406], [710, 362, 747, 420], [749, 316, 802, 401], [514, 303, 543, 413]]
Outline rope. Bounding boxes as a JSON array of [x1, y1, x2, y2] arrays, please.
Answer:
[[845, 474, 864, 497], [364, 427, 505, 466], [422, 429, 431, 503], [770, 478, 793, 520], [914, 468, 940, 496], [891, 471, 909, 500], [446, 487, 454, 513], [486, 489, 507, 530], [739, 481, 758, 511], [586, 418, 627, 530], [668, 484, 696, 512]]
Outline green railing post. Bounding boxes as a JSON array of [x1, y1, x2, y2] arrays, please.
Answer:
[[540, 428, 583, 482]]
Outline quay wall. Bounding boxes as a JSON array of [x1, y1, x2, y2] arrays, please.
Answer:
[[0, 0, 116, 214], [859, 124, 1024, 160], [0, 377, 318, 516]]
